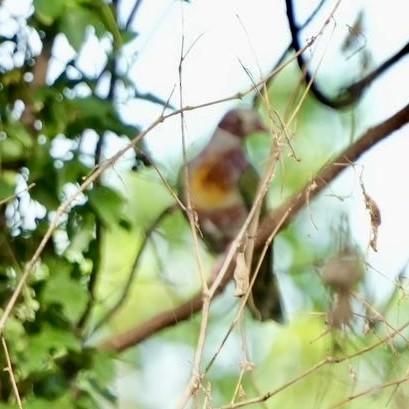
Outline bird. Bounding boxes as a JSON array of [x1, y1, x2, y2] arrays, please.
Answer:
[[180, 108, 283, 321]]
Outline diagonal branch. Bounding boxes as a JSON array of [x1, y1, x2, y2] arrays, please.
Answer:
[[258, 102, 409, 243], [285, 0, 409, 108], [98, 102, 409, 353]]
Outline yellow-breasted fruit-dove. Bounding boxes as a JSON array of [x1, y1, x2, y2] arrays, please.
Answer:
[[180, 108, 283, 321]]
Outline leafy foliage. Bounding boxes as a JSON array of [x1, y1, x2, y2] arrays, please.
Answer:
[[0, 0, 148, 405]]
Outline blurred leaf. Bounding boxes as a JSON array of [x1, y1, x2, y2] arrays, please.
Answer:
[[33, 372, 68, 400], [0, 121, 33, 162], [134, 90, 175, 109], [30, 163, 60, 209], [87, 184, 125, 227], [42, 258, 88, 322], [88, 0, 122, 47], [0, 172, 17, 201], [64, 96, 139, 137], [66, 204, 96, 255], [34, 0, 66, 26], [60, 159, 91, 185], [121, 29, 138, 44], [59, 6, 106, 51]]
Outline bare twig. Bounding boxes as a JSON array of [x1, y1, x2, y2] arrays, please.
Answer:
[[257, 102, 409, 245], [0, 183, 35, 206], [125, 0, 144, 30], [92, 205, 177, 332], [216, 358, 331, 409], [328, 373, 409, 409], [214, 313, 409, 409], [176, 9, 211, 407], [253, 0, 328, 107], [1, 337, 23, 409]]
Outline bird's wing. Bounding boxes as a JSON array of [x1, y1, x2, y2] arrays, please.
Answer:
[[238, 163, 262, 212]]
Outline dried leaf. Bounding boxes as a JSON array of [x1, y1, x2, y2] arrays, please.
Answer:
[[234, 251, 249, 297], [364, 192, 381, 252]]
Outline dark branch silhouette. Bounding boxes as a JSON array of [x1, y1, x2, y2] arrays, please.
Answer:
[[285, 0, 409, 108], [253, 0, 328, 107]]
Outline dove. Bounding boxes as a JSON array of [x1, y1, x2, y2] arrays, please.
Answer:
[[181, 108, 283, 321]]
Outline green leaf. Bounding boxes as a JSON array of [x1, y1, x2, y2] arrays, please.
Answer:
[[64, 96, 139, 138], [0, 121, 33, 162], [87, 185, 125, 227], [66, 205, 96, 259], [88, 0, 122, 47], [42, 258, 88, 322], [59, 5, 107, 51], [30, 166, 61, 209], [60, 159, 91, 185], [0, 172, 17, 201], [34, 0, 66, 25]]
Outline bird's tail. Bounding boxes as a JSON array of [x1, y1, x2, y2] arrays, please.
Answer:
[[249, 245, 284, 322]]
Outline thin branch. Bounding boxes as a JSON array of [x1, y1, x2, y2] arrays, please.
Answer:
[[253, 0, 328, 107], [0, 183, 35, 206], [176, 9, 212, 406], [285, 0, 409, 108], [215, 314, 409, 409], [1, 337, 23, 409], [124, 0, 144, 30], [328, 374, 409, 409], [216, 358, 331, 409], [343, 41, 409, 102], [98, 102, 409, 353], [92, 205, 177, 332], [257, 101, 409, 245]]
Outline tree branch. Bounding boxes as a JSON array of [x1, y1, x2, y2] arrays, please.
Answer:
[[98, 102, 409, 353], [258, 102, 409, 243], [124, 0, 144, 30], [253, 0, 328, 107], [285, 0, 409, 108]]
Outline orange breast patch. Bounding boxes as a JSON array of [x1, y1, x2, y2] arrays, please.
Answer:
[[189, 158, 241, 209]]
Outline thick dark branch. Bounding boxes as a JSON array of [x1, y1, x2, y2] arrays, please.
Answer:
[[98, 265, 232, 352], [253, 0, 327, 108], [343, 41, 409, 102], [258, 102, 409, 243], [124, 0, 144, 30], [98, 102, 409, 353], [285, 0, 409, 109]]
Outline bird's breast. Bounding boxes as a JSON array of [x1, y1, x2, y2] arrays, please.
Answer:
[[188, 155, 243, 210]]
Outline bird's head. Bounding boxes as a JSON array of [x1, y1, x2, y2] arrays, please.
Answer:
[[218, 108, 267, 138]]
